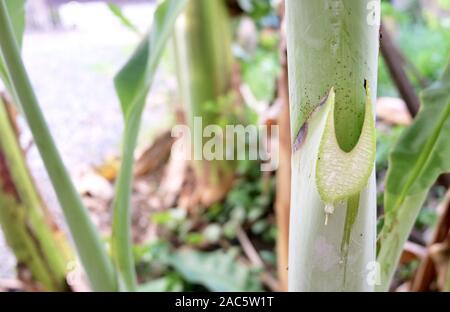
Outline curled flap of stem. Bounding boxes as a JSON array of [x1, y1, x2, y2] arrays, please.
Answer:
[[316, 87, 376, 206]]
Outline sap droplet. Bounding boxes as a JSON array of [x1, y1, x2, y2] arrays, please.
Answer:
[[324, 203, 335, 225]]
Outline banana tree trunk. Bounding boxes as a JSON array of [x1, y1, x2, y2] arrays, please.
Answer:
[[0, 97, 71, 291], [174, 0, 236, 207], [286, 0, 380, 291]]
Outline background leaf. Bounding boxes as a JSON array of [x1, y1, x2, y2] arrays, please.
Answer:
[[114, 0, 187, 119], [167, 248, 262, 292], [106, 2, 141, 36], [0, 0, 26, 94], [377, 58, 450, 291], [5, 0, 25, 47], [111, 0, 188, 291], [384, 60, 450, 214]]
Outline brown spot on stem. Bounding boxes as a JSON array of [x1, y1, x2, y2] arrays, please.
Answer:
[[293, 90, 331, 152], [293, 123, 308, 152]]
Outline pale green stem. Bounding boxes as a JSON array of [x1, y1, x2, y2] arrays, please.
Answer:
[[286, 0, 380, 291], [111, 104, 143, 292]]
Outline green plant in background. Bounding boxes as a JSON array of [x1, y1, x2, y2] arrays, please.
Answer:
[[395, 8, 450, 83], [135, 240, 262, 292], [0, 98, 71, 291], [239, 33, 280, 104], [235, 0, 273, 22], [376, 59, 450, 291], [134, 158, 273, 292], [0, 0, 25, 95], [234, 0, 280, 104], [286, 0, 380, 291], [0, 0, 71, 291], [111, 0, 187, 291], [397, 260, 419, 283], [376, 127, 404, 171], [378, 0, 450, 97], [0, 0, 117, 291], [173, 0, 240, 206], [0, 0, 188, 291], [166, 248, 261, 292], [106, 2, 141, 36]]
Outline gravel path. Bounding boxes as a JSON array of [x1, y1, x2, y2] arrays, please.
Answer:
[[0, 2, 175, 279]]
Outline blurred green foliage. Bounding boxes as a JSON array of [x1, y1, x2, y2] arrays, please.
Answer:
[[239, 34, 281, 103], [136, 159, 275, 291], [415, 208, 438, 230], [237, 0, 272, 20], [376, 126, 404, 171], [378, 0, 450, 96], [167, 248, 262, 292], [236, 0, 278, 27], [137, 245, 262, 292], [397, 259, 420, 282], [234, 0, 281, 104]]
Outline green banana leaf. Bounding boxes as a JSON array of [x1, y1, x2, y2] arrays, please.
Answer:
[[377, 59, 450, 291], [111, 0, 188, 291]]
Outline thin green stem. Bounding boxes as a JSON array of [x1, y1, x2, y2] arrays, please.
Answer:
[[111, 104, 143, 292], [0, 0, 117, 291], [111, 0, 188, 291]]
